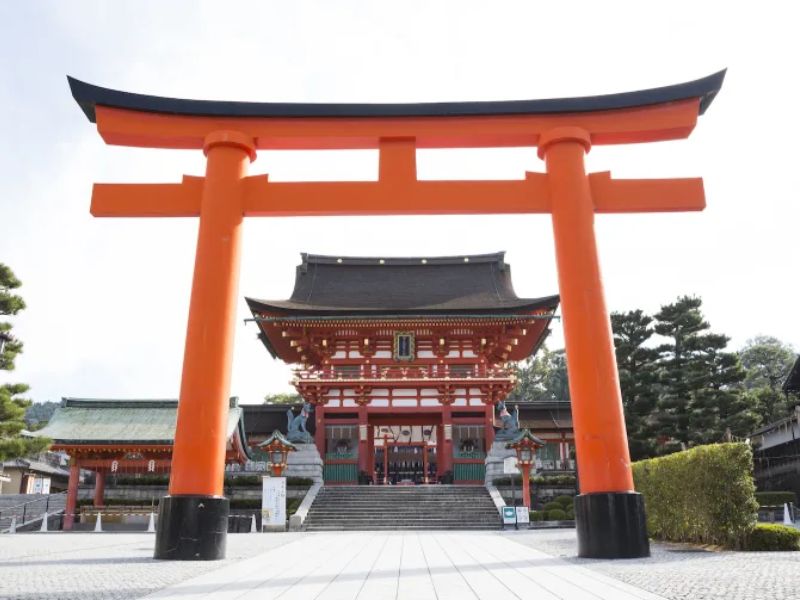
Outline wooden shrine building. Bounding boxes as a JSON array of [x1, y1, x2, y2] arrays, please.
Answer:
[[247, 252, 560, 485], [35, 397, 249, 529]]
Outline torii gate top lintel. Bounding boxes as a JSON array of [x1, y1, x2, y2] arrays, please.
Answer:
[[68, 70, 725, 151]]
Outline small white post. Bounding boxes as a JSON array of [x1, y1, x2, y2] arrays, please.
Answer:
[[94, 513, 102, 532], [147, 512, 156, 533], [783, 503, 793, 526], [250, 514, 257, 533], [39, 512, 48, 532], [9, 516, 16, 534]]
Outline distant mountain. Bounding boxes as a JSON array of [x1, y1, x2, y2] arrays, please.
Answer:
[[24, 401, 59, 428]]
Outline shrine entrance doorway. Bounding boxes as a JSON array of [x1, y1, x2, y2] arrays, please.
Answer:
[[374, 424, 438, 485]]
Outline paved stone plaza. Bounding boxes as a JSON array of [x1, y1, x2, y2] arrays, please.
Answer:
[[1, 530, 799, 600]]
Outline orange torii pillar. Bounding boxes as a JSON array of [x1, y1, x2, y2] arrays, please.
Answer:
[[68, 70, 724, 560]]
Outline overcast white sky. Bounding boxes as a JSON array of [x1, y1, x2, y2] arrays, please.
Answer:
[[1, 2, 797, 405]]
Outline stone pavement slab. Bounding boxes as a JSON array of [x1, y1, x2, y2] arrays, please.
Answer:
[[143, 531, 666, 599]]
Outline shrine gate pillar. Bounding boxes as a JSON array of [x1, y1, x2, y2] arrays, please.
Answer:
[[64, 458, 80, 531], [154, 131, 254, 560], [541, 127, 648, 558], [93, 470, 106, 508]]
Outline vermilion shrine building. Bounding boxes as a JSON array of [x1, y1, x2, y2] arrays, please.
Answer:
[[37, 398, 249, 529], [247, 251, 560, 485]]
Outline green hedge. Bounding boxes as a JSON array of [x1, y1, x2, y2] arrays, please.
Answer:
[[755, 491, 797, 507], [554, 495, 574, 507], [542, 501, 562, 512], [744, 524, 800, 551], [492, 474, 577, 487], [546, 508, 567, 521], [632, 443, 758, 548], [530, 510, 545, 522], [77, 498, 159, 508]]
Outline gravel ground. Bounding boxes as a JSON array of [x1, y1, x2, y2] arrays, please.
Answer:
[[0, 532, 301, 600], [507, 528, 800, 600]]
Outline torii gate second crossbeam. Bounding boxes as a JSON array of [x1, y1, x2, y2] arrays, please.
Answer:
[[68, 70, 725, 560]]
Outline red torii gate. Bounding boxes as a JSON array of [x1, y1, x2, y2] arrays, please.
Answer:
[[69, 70, 725, 560]]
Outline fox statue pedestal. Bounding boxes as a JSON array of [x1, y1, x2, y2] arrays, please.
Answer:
[[284, 444, 323, 484]]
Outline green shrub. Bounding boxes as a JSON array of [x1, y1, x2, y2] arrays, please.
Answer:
[[287, 498, 302, 515], [546, 508, 567, 521], [229, 498, 261, 509], [533, 474, 577, 486], [555, 495, 574, 507], [565, 506, 575, 519], [286, 477, 314, 488], [530, 510, 545, 522], [492, 474, 577, 487], [542, 501, 562, 512], [755, 491, 797, 507], [744, 524, 800, 551], [633, 442, 758, 548], [77, 498, 159, 508]]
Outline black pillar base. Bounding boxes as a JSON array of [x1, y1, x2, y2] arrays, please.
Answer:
[[154, 495, 229, 561], [575, 492, 650, 559]]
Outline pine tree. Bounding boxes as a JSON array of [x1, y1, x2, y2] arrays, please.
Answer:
[[0, 263, 25, 371], [0, 263, 49, 459], [611, 310, 660, 459], [653, 296, 753, 450]]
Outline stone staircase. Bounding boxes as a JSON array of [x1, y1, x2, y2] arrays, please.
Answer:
[[304, 485, 501, 531]]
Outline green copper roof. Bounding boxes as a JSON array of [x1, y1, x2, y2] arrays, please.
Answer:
[[35, 397, 245, 446]]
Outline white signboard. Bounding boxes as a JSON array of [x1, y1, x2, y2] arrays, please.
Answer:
[[515, 506, 530, 524], [503, 456, 520, 474], [261, 476, 287, 530], [502, 506, 517, 526]]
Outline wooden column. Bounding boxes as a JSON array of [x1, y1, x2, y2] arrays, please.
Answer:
[[357, 404, 368, 474], [315, 403, 326, 459], [485, 403, 495, 450], [93, 470, 106, 507], [64, 457, 80, 531], [367, 425, 376, 482], [441, 404, 453, 478], [435, 424, 444, 481]]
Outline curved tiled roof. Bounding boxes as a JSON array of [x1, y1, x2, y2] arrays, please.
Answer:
[[35, 397, 247, 449], [246, 252, 559, 316]]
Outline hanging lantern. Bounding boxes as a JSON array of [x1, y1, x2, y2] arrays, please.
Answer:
[[258, 430, 297, 477]]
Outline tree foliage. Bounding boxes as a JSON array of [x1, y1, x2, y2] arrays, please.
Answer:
[[611, 310, 660, 459], [0, 384, 49, 460], [0, 263, 26, 371], [515, 294, 785, 460], [263, 392, 302, 405], [738, 336, 796, 424], [0, 263, 50, 459], [509, 345, 569, 403]]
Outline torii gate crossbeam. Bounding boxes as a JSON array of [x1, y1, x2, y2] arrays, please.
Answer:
[[68, 70, 725, 560]]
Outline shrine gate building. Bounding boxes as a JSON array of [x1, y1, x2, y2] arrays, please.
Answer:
[[247, 251, 559, 485]]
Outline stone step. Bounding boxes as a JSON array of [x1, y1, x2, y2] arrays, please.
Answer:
[[304, 485, 501, 531]]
